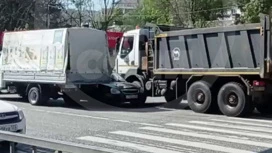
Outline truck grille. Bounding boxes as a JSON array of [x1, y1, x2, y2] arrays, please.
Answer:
[[0, 111, 20, 125], [121, 89, 139, 94]]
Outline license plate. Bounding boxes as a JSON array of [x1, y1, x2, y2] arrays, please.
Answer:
[[0, 125, 17, 132], [126, 95, 138, 99]]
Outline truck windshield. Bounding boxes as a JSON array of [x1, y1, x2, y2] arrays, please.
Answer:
[[120, 36, 134, 59]]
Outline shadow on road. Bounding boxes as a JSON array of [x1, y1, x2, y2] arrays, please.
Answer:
[[2, 94, 272, 120], [0, 95, 189, 113]]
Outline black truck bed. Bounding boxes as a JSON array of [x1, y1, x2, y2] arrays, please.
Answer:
[[153, 14, 272, 78]]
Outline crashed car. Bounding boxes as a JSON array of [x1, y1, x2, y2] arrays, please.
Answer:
[[91, 73, 146, 107]]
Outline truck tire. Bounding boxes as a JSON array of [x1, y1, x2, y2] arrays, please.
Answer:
[[217, 82, 252, 117], [28, 87, 49, 106], [187, 81, 213, 113]]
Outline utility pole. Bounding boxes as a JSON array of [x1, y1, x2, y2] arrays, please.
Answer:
[[47, 4, 50, 29]]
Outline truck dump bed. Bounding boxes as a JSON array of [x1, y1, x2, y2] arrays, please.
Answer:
[[154, 15, 272, 78], [1, 28, 111, 84]]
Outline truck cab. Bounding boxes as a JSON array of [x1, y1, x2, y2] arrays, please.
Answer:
[[113, 28, 154, 78]]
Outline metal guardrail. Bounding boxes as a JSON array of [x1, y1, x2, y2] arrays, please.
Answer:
[[0, 131, 115, 153]]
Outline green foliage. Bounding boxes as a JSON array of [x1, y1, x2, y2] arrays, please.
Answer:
[[170, 0, 235, 27], [242, 0, 272, 23], [138, 0, 172, 25], [121, 0, 173, 26]]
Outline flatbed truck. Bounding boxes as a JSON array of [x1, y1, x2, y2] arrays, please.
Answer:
[[0, 28, 142, 107]]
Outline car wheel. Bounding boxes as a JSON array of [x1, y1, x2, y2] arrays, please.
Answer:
[[217, 82, 252, 117], [28, 87, 49, 106], [187, 81, 213, 113]]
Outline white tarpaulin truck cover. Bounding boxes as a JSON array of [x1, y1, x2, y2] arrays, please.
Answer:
[[1, 28, 111, 84]]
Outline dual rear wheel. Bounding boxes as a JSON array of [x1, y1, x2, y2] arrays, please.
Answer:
[[27, 86, 49, 106], [187, 81, 253, 117]]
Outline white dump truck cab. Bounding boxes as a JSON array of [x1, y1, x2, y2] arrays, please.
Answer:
[[114, 28, 155, 78]]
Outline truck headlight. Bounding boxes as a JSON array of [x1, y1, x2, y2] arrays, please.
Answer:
[[18, 109, 25, 120], [110, 88, 121, 94]]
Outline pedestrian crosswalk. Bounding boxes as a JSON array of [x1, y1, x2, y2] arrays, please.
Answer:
[[77, 117, 272, 153]]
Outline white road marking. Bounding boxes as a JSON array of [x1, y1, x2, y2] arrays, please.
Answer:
[[32, 109, 46, 112], [190, 121, 272, 133], [140, 126, 272, 148], [111, 131, 255, 153], [77, 136, 182, 153], [47, 111, 110, 120], [211, 119, 272, 128], [166, 123, 272, 139], [221, 117, 272, 124], [137, 123, 163, 127], [29, 108, 161, 127], [113, 120, 131, 123], [156, 107, 178, 111]]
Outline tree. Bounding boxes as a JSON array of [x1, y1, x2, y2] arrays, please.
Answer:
[[0, 0, 34, 30], [126, 0, 235, 28], [133, 0, 172, 25], [170, 0, 234, 27], [63, 0, 121, 30], [0, 0, 64, 31], [241, 0, 272, 23]]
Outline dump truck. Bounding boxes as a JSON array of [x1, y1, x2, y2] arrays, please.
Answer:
[[0, 28, 143, 106], [114, 14, 272, 117]]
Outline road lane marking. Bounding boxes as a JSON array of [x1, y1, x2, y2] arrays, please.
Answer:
[[156, 107, 179, 111], [77, 136, 182, 153], [47, 111, 110, 120], [137, 123, 163, 127], [166, 123, 272, 139], [28, 108, 161, 127], [140, 126, 272, 148], [210, 119, 272, 128], [219, 117, 272, 124], [113, 120, 131, 123], [190, 121, 272, 133], [110, 131, 255, 153]]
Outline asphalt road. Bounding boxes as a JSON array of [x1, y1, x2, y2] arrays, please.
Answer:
[[1, 94, 272, 153]]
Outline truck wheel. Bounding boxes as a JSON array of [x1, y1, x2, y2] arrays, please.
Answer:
[[28, 87, 49, 106], [217, 82, 252, 117], [187, 81, 213, 113]]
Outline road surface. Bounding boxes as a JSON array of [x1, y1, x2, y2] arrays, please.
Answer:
[[1, 94, 272, 153]]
